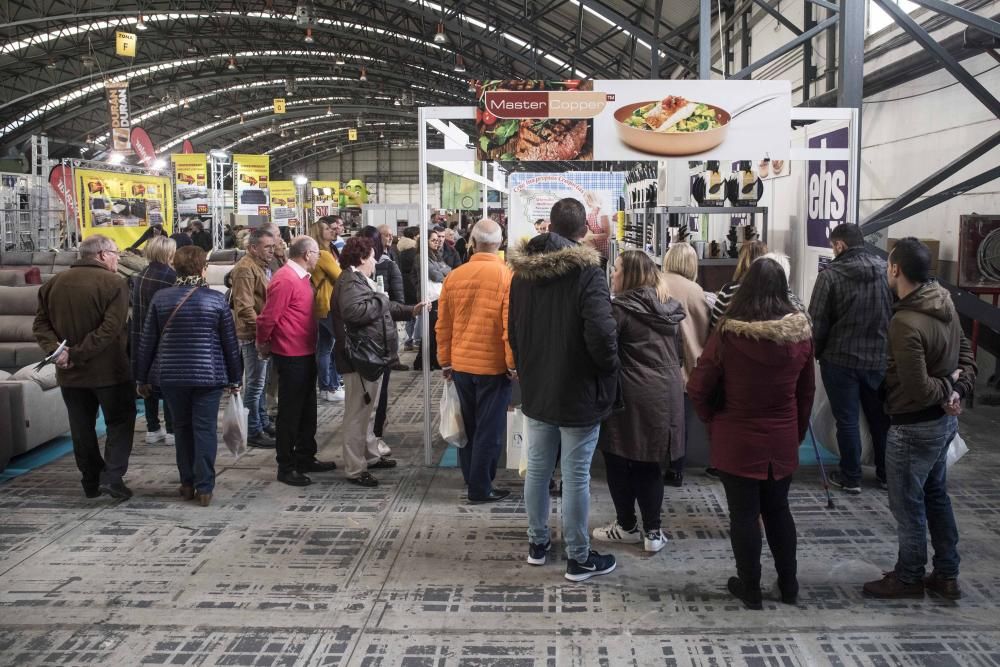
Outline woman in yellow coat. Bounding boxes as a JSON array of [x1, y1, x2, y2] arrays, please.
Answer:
[[310, 220, 343, 402]]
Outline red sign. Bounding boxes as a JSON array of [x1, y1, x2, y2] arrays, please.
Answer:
[[48, 164, 77, 220], [130, 127, 157, 168], [182, 139, 194, 154]]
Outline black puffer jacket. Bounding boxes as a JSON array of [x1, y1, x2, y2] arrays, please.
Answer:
[[332, 270, 415, 374], [397, 237, 419, 305], [136, 284, 242, 387], [508, 232, 619, 427], [375, 256, 405, 304]]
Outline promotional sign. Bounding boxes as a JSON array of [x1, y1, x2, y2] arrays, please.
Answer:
[[273, 98, 286, 114], [76, 168, 173, 247], [129, 127, 157, 168], [475, 79, 791, 162], [115, 31, 136, 57], [48, 164, 77, 221], [348, 128, 358, 141], [806, 127, 849, 248], [311, 180, 340, 217], [171, 153, 209, 216], [106, 81, 131, 153], [269, 181, 298, 227], [232, 154, 270, 216], [507, 172, 623, 251]]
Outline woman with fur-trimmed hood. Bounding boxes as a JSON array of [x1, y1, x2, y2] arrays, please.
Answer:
[[688, 257, 815, 611]]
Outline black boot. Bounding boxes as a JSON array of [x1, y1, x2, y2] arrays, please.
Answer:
[[727, 576, 763, 610], [777, 576, 799, 605]]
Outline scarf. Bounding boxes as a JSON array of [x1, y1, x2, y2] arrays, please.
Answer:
[[175, 275, 207, 287]]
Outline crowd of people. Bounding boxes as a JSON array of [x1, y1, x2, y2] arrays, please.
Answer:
[[30, 198, 976, 606]]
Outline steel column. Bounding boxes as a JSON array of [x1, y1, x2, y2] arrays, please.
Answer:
[[838, 0, 865, 230], [803, 0, 815, 101], [700, 0, 712, 78]]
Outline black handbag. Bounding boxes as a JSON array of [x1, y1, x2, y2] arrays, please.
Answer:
[[346, 295, 391, 382]]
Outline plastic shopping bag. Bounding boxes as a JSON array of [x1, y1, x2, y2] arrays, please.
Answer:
[[222, 391, 248, 459], [946, 433, 969, 468], [439, 381, 467, 447], [505, 408, 530, 478]]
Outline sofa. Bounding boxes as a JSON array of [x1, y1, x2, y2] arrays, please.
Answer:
[[0, 250, 78, 283], [0, 364, 71, 470], [0, 285, 45, 374]]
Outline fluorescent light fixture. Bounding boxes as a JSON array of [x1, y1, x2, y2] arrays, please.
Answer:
[[304, 27, 314, 43], [135, 14, 148, 30]]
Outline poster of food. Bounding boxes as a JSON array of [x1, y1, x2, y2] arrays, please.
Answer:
[[806, 127, 849, 248], [76, 167, 173, 247], [171, 153, 209, 216], [474, 79, 791, 161], [270, 181, 298, 228], [311, 180, 340, 217], [232, 154, 270, 216]]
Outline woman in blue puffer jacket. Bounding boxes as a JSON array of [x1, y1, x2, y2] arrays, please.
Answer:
[[136, 246, 242, 506]]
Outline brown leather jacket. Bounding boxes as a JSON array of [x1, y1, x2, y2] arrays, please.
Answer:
[[230, 253, 270, 341]]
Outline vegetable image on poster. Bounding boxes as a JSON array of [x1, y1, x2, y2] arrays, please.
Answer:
[[233, 154, 270, 216], [76, 168, 173, 247], [171, 153, 209, 216]]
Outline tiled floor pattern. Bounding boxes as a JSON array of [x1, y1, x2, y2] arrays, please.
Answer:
[[3, 368, 1000, 666]]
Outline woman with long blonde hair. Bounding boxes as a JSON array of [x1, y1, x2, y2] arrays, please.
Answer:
[[309, 219, 344, 401]]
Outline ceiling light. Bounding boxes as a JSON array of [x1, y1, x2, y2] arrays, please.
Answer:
[[454, 55, 466, 73], [467, 80, 476, 93], [335, 57, 345, 65], [280, 129, 288, 138], [108, 152, 125, 164], [152, 158, 167, 170], [135, 14, 148, 30], [326, 105, 333, 116], [311, 139, 317, 147], [433, 22, 447, 44], [293, 175, 308, 185], [182, 100, 190, 109], [304, 27, 314, 43], [394, 98, 401, 107], [227, 57, 237, 70], [46, 59, 57, 69], [359, 66, 367, 82], [239, 114, 245, 124], [379, 131, 385, 139]]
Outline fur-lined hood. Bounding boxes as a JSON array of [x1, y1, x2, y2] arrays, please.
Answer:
[[719, 311, 812, 343], [508, 232, 602, 283], [396, 236, 416, 252]]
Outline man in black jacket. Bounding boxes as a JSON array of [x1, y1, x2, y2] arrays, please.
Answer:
[[508, 197, 620, 582], [808, 223, 892, 494]]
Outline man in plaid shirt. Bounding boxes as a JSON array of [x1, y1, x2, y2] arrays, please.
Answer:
[[808, 223, 893, 494]]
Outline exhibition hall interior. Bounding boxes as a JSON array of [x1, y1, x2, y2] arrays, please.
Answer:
[[1, 0, 999, 664]]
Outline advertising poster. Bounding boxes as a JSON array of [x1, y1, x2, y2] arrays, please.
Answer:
[[233, 154, 270, 216], [270, 181, 298, 228], [76, 168, 173, 247], [130, 127, 157, 168], [806, 127, 849, 248], [474, 79, 790, 162], [442, 170, 482, 210], [106, 80, 131, 153], [171, 153, 209, 216], [311, 180, 340, 217]]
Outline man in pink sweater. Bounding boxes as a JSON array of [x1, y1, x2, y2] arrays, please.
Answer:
[[257, 236, 337, 486]]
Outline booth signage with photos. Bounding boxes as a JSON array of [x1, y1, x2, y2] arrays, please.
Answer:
[[311, 180, 340, 217], [507, 172, 623, 248], [806, 127, 849, 248], [76, 168, 173, 246], [269, 180, 298, 227], [171, 153, 209, 216], [233, 154, 270, 216]]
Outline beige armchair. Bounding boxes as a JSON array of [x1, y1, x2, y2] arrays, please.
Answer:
[[0, 363, 70, 470]]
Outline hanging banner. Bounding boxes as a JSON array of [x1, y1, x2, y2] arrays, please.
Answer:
[[182, 139, 195, 154], [270, 181, 298, 227], [311, 180, 340, 217], [273, 98, 286, 114], [115, 31, 136, 57], [232, 154, 270, 216], [806, 127, 849, 249], [106, 81, 131, 153], [129, 127, 157, 168], [473, 79, 791, 162], [75, 167, 173, 247], [348, 128, 358, 141], [48, 164, 78, 222], [171, 153, 209, 216]]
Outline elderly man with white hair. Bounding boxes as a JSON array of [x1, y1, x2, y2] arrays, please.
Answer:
[[436, 218, 516, 503]]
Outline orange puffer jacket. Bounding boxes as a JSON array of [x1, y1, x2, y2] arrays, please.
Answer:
[[436, 253, 515, 375]]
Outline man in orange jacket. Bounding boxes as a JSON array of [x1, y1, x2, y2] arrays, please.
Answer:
[[437, 218, 516, 503]]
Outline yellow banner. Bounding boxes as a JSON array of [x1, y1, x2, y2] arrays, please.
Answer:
[[171, 154, 209, 216], [348, 128, 357, 141], [273, 98, 286, 114], [232, 154, 270, 216], [76, 168, 173, 247], [311, 180, 339, 217], [115, 31, 136, 57], [269, 181, 298, 227]]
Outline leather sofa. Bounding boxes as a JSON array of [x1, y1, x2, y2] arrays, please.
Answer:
[[0, 364, 70, 471], [0, 285, 45, 374], [0, 250, 78, 283]]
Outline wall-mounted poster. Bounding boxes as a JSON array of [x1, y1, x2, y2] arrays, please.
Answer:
[[806, 127, 849, 249], [233, 154, 270, 216], [311, 180, 340, 217], [270, 181, 298, 228], [76, 168, 173, 247], [171, 153, 209, 216], [474, 79, 791, 162]]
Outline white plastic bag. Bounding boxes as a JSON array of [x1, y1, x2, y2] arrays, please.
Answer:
[[439, 381, 467, 447], [946, 433, 968, 468], [222, 391, 248, 459], [505, 408, 530, 478]]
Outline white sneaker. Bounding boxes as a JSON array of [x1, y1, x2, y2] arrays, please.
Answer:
[[644, 529, 668, 553], [376, 439, 391, 456], [328, 388, 345, 402], [592, 520, 641, 544], [164, 433, 175, 446], [145, 428, 166, 444]]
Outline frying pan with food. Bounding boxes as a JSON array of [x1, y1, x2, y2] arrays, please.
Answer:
[[613, 96, 778, 156]]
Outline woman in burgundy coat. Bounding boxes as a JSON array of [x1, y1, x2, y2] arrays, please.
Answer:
[[688, 258, 815, 610]]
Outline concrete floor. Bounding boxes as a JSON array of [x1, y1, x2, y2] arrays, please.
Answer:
[[2, 368, 1000, 666]]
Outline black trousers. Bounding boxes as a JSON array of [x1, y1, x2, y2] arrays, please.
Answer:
[[603, 451, 663, 532], [719, 468, 797, 590], [413, 303, 440, 371], [60, 383, 136, 488], [273, 354, 318, 473], [374, 369, 391, 438], [144, 389, 173, 434]]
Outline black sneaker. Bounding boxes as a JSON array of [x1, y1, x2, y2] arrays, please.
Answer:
[[248, 432, 276, 449], [829, 471, 861, 495], [564, 551, 616, 582], [527, 540, 551, 566]]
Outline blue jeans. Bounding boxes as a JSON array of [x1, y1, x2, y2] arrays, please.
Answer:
[[162, 386, 223, 494], [524, 417, 601, 562], [820, 361, 889, 484], [453, 372, 512, 499], [241, 342, 270, 436], [887, 415, 960, 584], [405, 319, 416, 345], [144, 389, 173, 434], [317, 316, 341, 391]]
